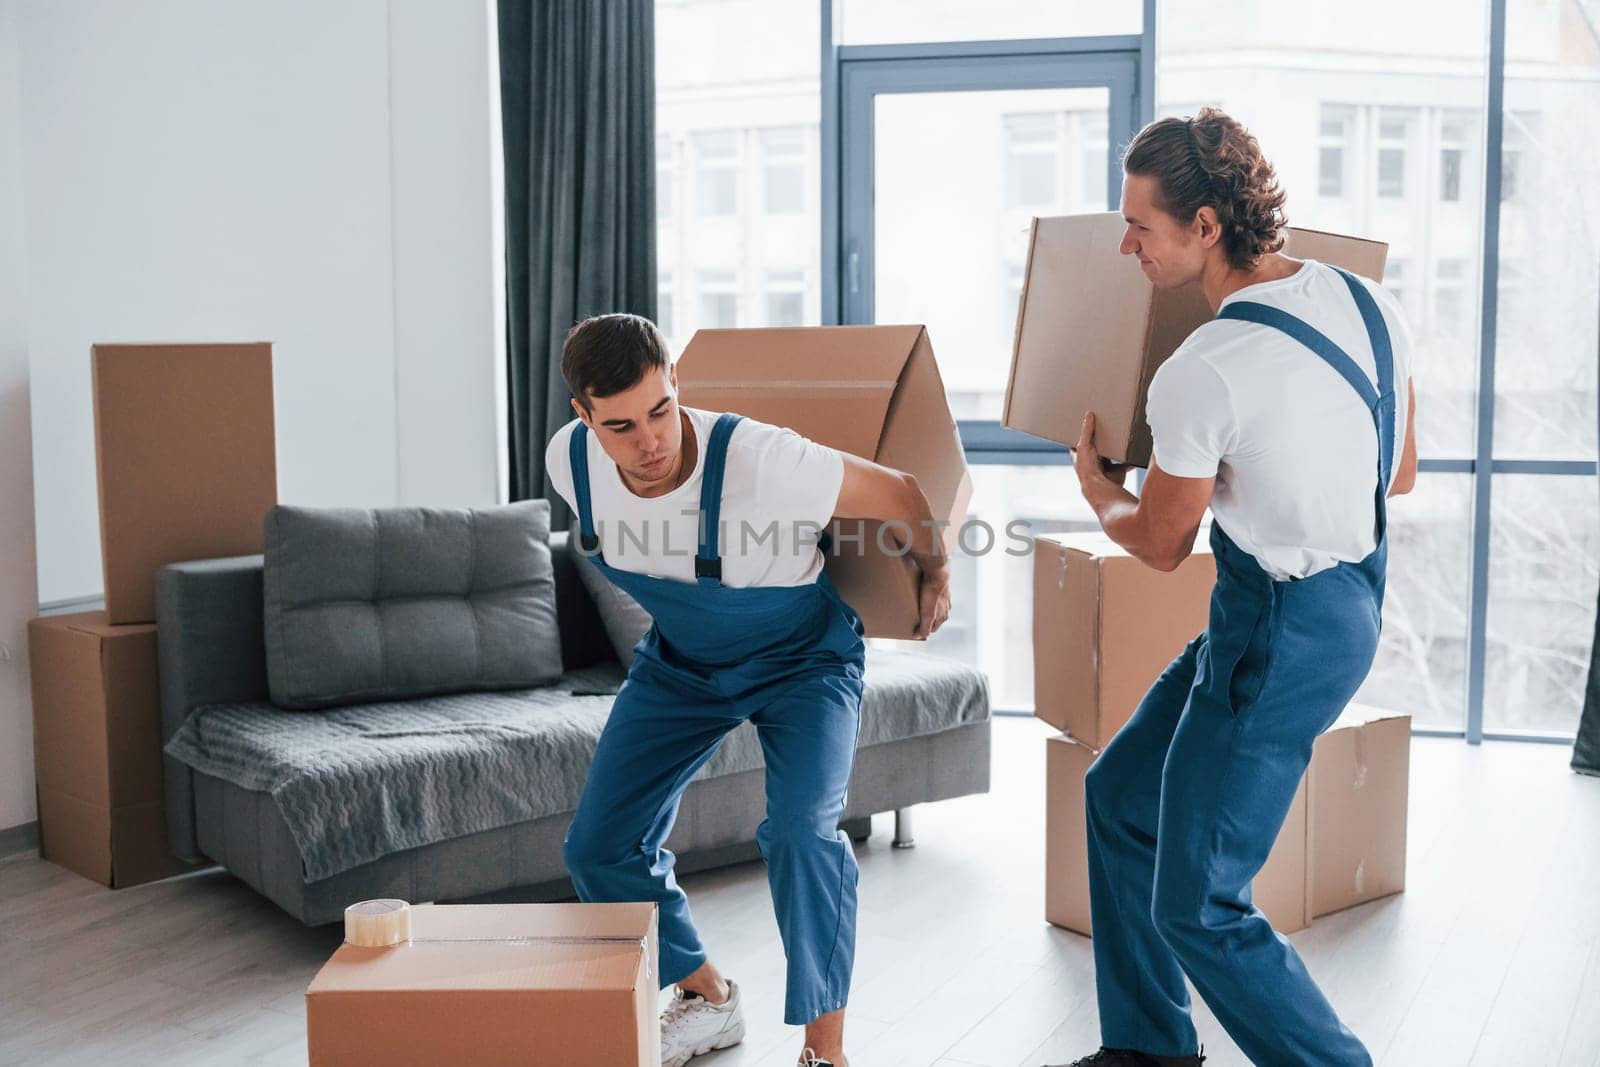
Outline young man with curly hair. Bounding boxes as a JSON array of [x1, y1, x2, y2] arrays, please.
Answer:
[[1049, 107, 1420, 1067]]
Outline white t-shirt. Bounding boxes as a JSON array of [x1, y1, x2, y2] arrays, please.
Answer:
[[1144, 259, 1414, 581], [545, 406, 845, 587]]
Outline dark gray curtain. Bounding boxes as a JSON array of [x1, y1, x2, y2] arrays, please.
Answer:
[[498, 0, 656, 523]]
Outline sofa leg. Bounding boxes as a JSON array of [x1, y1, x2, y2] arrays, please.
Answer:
[[892, 807, 915, 849]]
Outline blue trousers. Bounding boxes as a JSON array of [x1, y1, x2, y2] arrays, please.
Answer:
[[1085, 606, 1374, 1064], [563, 650, 864, 1026]]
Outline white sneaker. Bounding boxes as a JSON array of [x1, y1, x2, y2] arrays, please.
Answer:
[[660, 979, 746, 1067]]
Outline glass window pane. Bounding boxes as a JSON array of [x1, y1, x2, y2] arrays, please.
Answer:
[[657, 271, 675, 342], [1319, 146, 1344, 197], [1439, 147, 1462, 202], [874, 86, 1111, 420], [1484, 474, 1600, 734], [1377, 147, 1406, 198], [839, 0, 1140, 44], [1354, 473, 1471, 729], [656, 0, 820, 345], [868, 463, 1097, 710], [1493, 3, 1599, 460], [1156, 9, 1487, 460], [697, 268, 738, 329]]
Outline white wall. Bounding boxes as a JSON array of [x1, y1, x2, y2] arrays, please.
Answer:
[[0, 0, 41, 837], [2, 0, 500, 832]]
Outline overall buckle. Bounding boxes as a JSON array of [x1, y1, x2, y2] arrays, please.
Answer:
[[694, 556, 722, 580]]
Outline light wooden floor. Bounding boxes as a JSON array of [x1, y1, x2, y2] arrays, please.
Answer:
[[3, 718, 1598, 1067]]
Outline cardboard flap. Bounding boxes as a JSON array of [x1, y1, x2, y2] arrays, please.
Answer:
[[677, 325, 924, 459]]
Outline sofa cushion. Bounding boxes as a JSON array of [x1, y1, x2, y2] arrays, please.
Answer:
[[263, 501, 563, 710], [569, 521, 653, 667], [164, 647, 989, 882]]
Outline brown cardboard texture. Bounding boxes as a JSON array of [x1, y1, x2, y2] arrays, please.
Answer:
[[1309, 704, 1410, 917], [92, 342, 278, 623], [1004, 214, 1389, 466], [27, 612, 188, 887], [1046, 734, 1311, 936], [306, 902, 660, 1066], [676, 325, 972, 638], [1033, 532, 1215, 748]]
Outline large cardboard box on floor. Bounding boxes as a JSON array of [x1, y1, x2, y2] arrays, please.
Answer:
[[676, 325, 972, 638], [1033, 532, 1215, 748], [306, 902, 659, 1066], [92, 342, 278, 624], [1046, 734, 1312, 936], [1003, 215, 1389, 466], [1309, 705, 1411, 917], [27, 611, 190, 887]]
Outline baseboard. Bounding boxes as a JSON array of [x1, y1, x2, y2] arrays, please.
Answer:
[[0, 819, 40, 859]]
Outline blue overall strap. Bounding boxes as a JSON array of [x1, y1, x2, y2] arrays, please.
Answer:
[[1218, 272, 1397, 490], [694, 412, 744, 584], [569, 422, 601, 555], [1216, 272, 1398, 537], [1331, 266, 1398, 498]]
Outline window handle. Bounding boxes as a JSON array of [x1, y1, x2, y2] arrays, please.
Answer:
[[847, 249, 861, 295]]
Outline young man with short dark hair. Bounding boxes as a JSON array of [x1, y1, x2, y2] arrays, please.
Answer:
[[547, 312, 952, 1067]]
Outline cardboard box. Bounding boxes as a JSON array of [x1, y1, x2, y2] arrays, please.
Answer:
[[1309, 705, 1410, 917], [1003, 215, 1389, 466], [27, 611, 189, 887], [92, 342, 278, 624], [676, 325, 972, 638], [1033, 532, 1215, 748], [307, 903, 659, 1067], [1046, 734, 1311, 937]]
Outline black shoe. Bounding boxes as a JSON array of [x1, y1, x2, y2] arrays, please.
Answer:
[[1045, 1045, 1206, 1067]]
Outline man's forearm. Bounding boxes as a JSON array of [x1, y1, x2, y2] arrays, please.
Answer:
[[893, 473, 949, 574], [1083, 476, 1142, 549]]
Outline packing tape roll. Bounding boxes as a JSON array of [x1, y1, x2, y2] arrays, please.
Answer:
[[345, 898, 412, 947]]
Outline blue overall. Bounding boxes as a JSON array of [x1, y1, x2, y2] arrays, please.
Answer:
[[1084, 268, 1395, 1065], [560, 412, 868, 1026]]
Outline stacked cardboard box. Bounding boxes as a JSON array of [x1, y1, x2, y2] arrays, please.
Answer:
[[1035, 533, 1410, 938], [26, 343, 276, 887]]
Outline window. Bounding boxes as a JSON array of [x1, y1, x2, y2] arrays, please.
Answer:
[[696, 268, 738, 329], [764, 269, 806, 326], [1318, 105, 1351, 198], [761, 126, 806, 215], [657, 271, 675, 342], [1438, 111, 1471, 203], [1079, 114, 1109, 211], [1432, 258, 1469, 338], [692, 131, 739, 217], [1003, 113, 1058, 210], [657, 135, 675, 222], [1385, 258, 1408, 313], [1376, 110, 1412, 199]]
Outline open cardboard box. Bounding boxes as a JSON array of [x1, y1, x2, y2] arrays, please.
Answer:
[[677, 325, 972, 638]]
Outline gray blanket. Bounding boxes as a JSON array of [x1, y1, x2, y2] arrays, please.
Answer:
[[164, 648, 988, 883]]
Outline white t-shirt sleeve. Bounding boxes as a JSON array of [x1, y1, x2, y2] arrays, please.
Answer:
[[544, 420, 579, 513], [744, 421, 845, 526], [1145, 345, 1238, 479]]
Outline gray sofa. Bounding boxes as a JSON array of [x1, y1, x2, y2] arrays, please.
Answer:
[[155, 530, 991, 926]]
